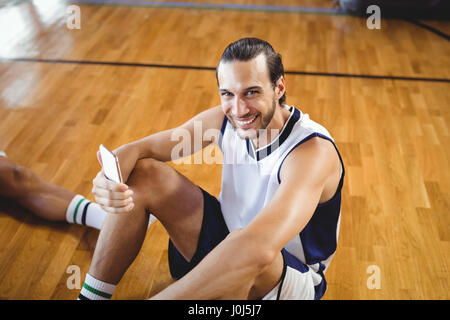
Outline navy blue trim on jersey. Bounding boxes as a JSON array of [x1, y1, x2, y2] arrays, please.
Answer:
[[276, 252, 288, 300], [246, 107, 300, 161], [246, 139, 253, 158], [218, 115, 228, 150]]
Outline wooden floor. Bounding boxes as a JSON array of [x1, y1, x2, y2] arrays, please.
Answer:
[[0, 0, 449, 299]]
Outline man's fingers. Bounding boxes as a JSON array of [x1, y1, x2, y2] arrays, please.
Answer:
[[95, 196, 134, 209], [92, 169, 134, 214], [93, 172, 129, 192], [100, 202, 135, 214], [92, 186, 133, 200]]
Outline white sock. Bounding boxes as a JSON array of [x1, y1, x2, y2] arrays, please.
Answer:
[[65, 195, 106, 230], [66, 195, 157, 230], [78, 274, 116, 300]]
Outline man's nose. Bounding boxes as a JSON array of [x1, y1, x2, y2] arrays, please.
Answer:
[[231, 97, 250, 118]]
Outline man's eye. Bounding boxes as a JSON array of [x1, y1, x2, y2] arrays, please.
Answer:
[[246, 90, 258, 96], [221, 92, 232, 97]]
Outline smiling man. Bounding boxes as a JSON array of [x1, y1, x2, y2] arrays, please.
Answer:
[[83, 38, 345, 300]]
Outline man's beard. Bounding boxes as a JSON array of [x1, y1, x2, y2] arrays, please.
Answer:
[[260, 98, 277, 131]]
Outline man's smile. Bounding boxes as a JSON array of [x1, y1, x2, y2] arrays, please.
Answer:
[[235, 114, 259, 129]]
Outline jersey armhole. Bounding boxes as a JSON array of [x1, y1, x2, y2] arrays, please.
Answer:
[[277, 133, 345, 196]]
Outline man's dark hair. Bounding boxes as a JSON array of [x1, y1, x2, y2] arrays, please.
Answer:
[[216, 38, 286, 105]]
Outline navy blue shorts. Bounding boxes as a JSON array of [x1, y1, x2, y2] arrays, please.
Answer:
[[168, 187, 230, 280]]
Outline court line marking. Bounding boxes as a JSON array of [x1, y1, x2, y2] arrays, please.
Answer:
[[404, 19, 450, 41], [1, 57, 449, 83]]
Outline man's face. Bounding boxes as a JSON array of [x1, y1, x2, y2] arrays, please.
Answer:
[[217, 53, 282, 140]]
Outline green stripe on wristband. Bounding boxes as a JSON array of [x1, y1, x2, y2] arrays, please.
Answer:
[[82, 283, 113, 299]]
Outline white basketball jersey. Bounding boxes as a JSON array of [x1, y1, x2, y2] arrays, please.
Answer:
[[218, 104, 345, 299]]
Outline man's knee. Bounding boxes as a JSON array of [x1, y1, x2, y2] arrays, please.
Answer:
[[131, 158, 163, 180], [129, 158, 172, 190], [128, 157, 199, 218], [127, 158, 174, 205]]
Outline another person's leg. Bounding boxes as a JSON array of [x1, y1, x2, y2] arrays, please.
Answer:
[[0, 153, 74, 220], [0, 153, 106, 229]]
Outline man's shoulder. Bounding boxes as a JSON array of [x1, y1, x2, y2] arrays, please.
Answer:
[[288, 136, 336, 164], [280, 136, 340, 184], [195, 105, 226, 130]]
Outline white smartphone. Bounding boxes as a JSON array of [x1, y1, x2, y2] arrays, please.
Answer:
[[99, 144, 123, 184]]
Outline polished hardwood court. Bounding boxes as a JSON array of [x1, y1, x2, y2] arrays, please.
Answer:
[[0, 0, 449, 299]]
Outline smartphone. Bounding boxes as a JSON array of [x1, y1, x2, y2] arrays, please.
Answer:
[[99, 144, 123, 184]]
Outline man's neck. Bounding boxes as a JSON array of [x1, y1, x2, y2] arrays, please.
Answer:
[[251, 105, 291, 150]]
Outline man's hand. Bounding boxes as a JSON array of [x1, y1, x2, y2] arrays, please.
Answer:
[[92, 150, 135, 214]]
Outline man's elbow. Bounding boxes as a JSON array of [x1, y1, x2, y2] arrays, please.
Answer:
[[256, 249, 278, 273], [227, 229, 278, 273]]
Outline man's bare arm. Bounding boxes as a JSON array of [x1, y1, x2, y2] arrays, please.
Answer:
[[113, 105, 224, 183]]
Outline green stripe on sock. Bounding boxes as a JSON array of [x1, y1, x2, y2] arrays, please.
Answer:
[[73, 198, 86, 224], [83, 283, 112, 299]]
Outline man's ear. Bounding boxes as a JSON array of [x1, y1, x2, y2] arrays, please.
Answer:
[[276, 76, 286, 98]]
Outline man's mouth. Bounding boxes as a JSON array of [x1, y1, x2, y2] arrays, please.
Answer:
[[235, 115, 258, 128]]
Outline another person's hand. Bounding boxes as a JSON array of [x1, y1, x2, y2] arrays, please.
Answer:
[[92, 151, 134, 214]]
